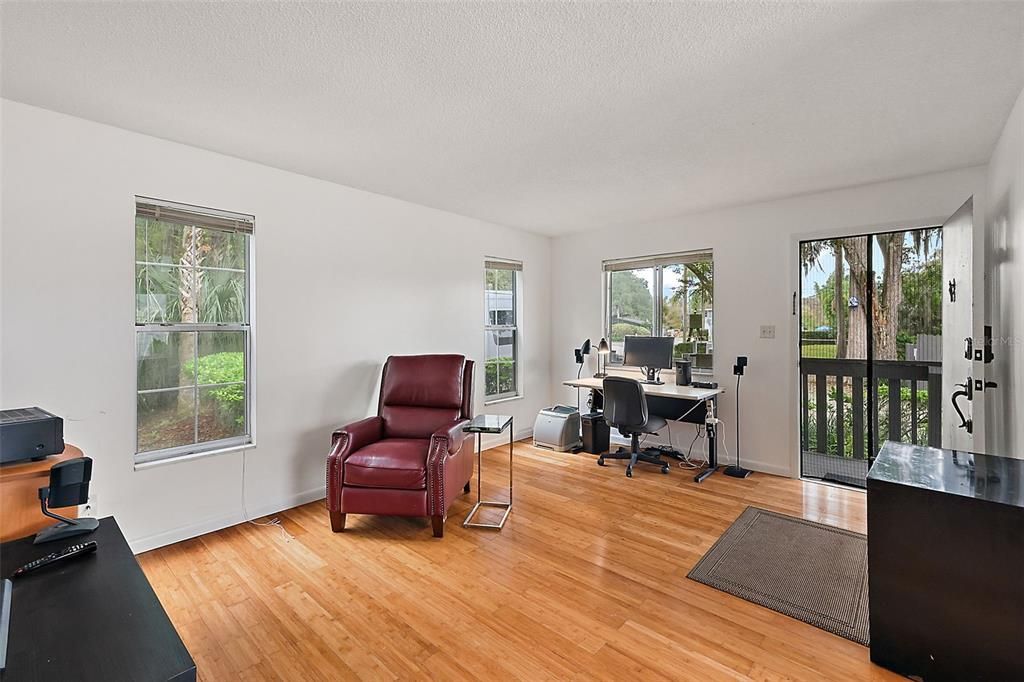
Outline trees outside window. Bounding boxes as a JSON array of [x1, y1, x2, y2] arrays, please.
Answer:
[[605, 254, 713, 369], [135, 199, 252, 463]]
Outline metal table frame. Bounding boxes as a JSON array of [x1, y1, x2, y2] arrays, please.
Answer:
[[462, 415, 514, 530]]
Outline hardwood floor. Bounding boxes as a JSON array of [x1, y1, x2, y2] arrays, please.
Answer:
[[139, 441, 898, 681]]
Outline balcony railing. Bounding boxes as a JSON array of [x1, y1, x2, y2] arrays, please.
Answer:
[[800, 358, 942, 461]]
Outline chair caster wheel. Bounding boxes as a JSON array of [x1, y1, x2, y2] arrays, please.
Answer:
[[661, 466, 670, 474], [597, 457, 605, 466], [626, 467, 633, 478]]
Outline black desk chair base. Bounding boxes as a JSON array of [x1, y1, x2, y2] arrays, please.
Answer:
[[597, 434, 670, 477]]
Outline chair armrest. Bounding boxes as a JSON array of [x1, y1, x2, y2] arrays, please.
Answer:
[[430, 419, 470, 456], [331, 416, 383, 455]]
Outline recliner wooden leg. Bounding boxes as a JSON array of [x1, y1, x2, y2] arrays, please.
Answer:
[[330, 511, 346, 532], [463, 481, 471, 494], [431, 515, 445, 538]]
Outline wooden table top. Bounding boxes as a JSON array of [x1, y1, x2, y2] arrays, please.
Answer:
[[0, 444, 83, 482]]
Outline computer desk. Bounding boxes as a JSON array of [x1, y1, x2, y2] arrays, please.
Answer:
[[563, 376, 726, 483]]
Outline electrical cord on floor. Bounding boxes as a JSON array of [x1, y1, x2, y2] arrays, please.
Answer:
[[677, 424, 709, 469], [714, 417, 736, 466], [241, 448, 292, 542]]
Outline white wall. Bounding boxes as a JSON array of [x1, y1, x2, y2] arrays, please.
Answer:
[[0, 100, 552, 552], [984, 86, 1024, 458], [550, 166, 987, 476]]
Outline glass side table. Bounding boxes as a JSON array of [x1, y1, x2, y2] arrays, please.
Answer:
[[462, 414, 514, 530]]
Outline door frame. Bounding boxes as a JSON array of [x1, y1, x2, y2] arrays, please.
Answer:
[[788, 216, 950, 482]]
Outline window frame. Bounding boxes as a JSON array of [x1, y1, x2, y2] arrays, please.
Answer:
[[603, 250, 714, 373], [484, 259, 522, 403], [133, 197, 255, 466]]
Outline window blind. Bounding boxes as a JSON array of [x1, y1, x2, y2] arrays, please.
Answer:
[[136, 196, 255, 234], [485, 258, 523, 271], [602, 250, 712, 272]]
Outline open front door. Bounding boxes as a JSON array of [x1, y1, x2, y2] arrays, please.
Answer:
[[941, 197, 979, 451]]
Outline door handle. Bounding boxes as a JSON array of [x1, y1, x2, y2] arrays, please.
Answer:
[[951, 377, 973, 434]]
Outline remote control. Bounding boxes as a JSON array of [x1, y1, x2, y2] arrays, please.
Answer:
[[10, 541, 97, 579]]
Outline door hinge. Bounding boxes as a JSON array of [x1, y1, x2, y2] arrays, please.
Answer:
[[948, 278, 956, 303]]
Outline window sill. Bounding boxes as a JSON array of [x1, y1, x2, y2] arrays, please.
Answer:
[[134, 440, 254, 471], [484, 394, 523, 407]]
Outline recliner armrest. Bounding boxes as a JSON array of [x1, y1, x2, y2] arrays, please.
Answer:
[[331, 416, 384, 455], [430, 419, 470, 456]]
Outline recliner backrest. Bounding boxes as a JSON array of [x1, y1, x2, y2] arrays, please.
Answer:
[[378, 354, 468, 439], [602, 376, 649, 431]]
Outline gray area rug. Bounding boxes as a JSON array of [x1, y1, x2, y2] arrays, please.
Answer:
[[687, 506, 869, 645]]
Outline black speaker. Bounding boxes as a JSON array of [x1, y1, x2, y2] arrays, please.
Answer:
[[47, 457, 92, 508], [35, 457, 99, 544], [675, 359, 692, 386]]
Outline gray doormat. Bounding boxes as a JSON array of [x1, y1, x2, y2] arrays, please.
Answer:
[[687, 507, 869, 645]]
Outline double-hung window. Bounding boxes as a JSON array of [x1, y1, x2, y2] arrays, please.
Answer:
[[134, 197, 253, 465], [484, 259, 522, 401], [604, 250, 714, 371]]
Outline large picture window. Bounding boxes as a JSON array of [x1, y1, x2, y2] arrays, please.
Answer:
[[484, 259, 522, 401], [135, 197, 253, 464], [604, 251, 713, 371]]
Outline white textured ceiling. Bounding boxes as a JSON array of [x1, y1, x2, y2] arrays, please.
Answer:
[[3, 2, 1023, 236]]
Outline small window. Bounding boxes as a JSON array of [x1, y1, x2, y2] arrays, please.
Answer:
[[604, 251, 713, 371], [484, 259, 522, 401], [135, 197, 253, 464]]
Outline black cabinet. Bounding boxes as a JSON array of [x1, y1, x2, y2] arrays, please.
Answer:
[[0, 517, 195, 681], [867, 442, 1024, 680]]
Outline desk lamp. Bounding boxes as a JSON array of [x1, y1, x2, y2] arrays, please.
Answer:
[[35, 457, 99, 544], [574, 339, 591, 411], [594, 338, 610, 378]]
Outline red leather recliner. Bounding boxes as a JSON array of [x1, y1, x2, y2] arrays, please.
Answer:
[[326, 354, 475, 538]]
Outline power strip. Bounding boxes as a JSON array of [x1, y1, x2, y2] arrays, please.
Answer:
[[692, 380, 718, 389]]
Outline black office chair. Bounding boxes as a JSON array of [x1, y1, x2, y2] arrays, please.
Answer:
[[598, 376, 670, 477]]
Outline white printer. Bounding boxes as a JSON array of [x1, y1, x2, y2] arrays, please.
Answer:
[[533, 405, 582, 452]]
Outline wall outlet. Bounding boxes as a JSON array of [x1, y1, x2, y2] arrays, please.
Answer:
[[79, 493, 97, 519], [760, 325, 776, 339]]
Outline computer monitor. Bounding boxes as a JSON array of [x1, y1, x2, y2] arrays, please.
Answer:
[[623, 336, 675, 384]]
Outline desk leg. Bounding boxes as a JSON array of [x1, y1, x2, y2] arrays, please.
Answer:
[[694, 398, 719, 483]]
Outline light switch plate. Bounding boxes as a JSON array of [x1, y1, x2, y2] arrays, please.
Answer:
[[760, 325, 776, 339]]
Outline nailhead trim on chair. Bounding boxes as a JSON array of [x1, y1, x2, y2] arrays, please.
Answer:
[[426, 435, 448, 516], [325, 432, 349, 513]]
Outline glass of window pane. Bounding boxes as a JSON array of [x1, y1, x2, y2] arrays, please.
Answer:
[[485, 330, 516, 397], [137, 331, 195, 390], [608, 268, 655, 362], [198, 384, 246, 442], [484, 268, 515, 326], [135, 263, 186, 323], [661, 261, 713, 365], [200, 228, 247, 270], [196, 331, 246, 386], [137, 218, 190, 265], [197, 267, 247, 324], [137, 388, 196, 453]]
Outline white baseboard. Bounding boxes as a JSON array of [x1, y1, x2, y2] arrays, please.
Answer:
[[479, 427, 533, 452], [127, 484, 326, 554]]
